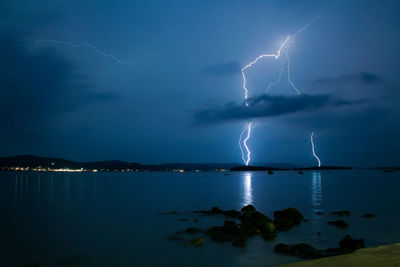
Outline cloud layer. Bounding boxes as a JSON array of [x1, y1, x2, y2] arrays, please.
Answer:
[[194, 93, 364, 124]]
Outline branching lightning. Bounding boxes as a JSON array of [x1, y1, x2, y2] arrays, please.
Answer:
[[311, 132, 322, 167], [30, 39, 151, 65], [238, 17, 320, 165]]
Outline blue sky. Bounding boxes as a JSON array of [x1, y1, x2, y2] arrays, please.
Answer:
[[1, 0, 400, 166]]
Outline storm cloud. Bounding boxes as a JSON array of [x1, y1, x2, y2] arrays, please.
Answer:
[[0, 31, 114, 140], [194, 93, 365, 124]]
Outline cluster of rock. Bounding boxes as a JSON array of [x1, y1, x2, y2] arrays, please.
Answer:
[[171, 205, 304, 248], [275, 235, 365, 259], [166, 205, 371, 260]]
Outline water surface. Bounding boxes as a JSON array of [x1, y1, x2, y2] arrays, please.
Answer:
[[1, 170, 399, 266]]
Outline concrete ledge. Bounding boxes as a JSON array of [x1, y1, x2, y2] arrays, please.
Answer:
[[277, 243, 400, 267]]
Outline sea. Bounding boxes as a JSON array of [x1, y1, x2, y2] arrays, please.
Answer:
[[1, 169, 399, 266]]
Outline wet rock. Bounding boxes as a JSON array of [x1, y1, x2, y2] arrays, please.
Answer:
[[316, 211, 324, 215], [298, 171, 304, 174], [185, 237, 205, 246], [196, 206, 240, 218], [274, 243, 320, 259], [273, 207, 304, 231], [168, 233, 183, 241], [240, 211, 272, 228], [232, 239, 247, 247], [339, 235, 365, 252], [317, 231, 322, 236], [362, 213, 376, 218], [185, 227, 201, 234], [384, 169, 395, 172], [274, 235, 365, 259], [268, 171, 274, 175], [157, 210, 183, 215], [241, 205, 256, 213], [330, 210, 351, 217], [223, 209, 241, 218], [261, 222, 277, 240], [327, 219, 349, 229], [206, 220, 241, 242]]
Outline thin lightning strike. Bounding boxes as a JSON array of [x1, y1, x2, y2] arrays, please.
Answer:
[[239, 126, 248, 164], [30, 39, 150, 65], [311, 132, 322, 167], [243, 122, 253, 166]]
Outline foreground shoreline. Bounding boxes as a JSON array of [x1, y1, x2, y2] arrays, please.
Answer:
[[277, 243, 400, 267]]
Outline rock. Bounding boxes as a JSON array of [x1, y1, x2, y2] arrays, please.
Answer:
[[316, 211, 324, 215], [232, 239, 247, 247], [327, 219, 349, 229], [268, 170, 274, 175], [339, 235, 365, 252], [362, 213, 376, 218], [273, 207, 304, 231], [274, 235, 365, 259], [209, 206, 223, 214], [223, 209, 241, 218], [193, 218, 199, 222], [261, 222, 277, 240], [298, 171, 304, 174], [179, 218, 188, 221], [274, 243, 320, 259], [384, 169, 395, 172], [157, 210, 183, 215], [185, 227, 201, 234], [330, 210, 351, 217], [303, 219, 309, 222], [317, 231, 322, 236], [197, 206, 241, 218], [241, 205, 256, 213], [186, 237, 205, 246], [168, 233, 183, 241], [206, 220, 241, 242]]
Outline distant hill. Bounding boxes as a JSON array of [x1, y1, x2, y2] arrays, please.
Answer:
[[0, 154, 288, 171]]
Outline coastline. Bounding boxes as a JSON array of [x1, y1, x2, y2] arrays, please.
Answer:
[[277, 243, 400, 267]]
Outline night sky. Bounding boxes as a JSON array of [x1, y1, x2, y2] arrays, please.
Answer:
[[1, 0, 400, 167]]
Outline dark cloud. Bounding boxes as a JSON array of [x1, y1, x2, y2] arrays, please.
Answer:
[[194, 93, 365, 124], [201, 61, 241, 77], [0, 31, 115, 140], [313, 71, 383, 86]]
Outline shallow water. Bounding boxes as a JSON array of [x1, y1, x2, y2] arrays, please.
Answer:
[[1, 170, 399, 266]]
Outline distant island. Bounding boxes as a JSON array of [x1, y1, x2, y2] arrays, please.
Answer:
[[230, 165, 353, 171], [0, 155, 397, 173]]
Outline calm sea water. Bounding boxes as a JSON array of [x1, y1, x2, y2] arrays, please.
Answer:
[[1, 170, 399, 266]]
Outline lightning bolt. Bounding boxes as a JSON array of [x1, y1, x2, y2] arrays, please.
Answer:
[[311, 132, 322, 167], [238, 17, 320, 166], [239, 122, 253, 166], [29, 39, 152, 65]]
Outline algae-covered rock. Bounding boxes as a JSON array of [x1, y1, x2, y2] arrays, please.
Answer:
[[273, 207, 304, 231], [327, 219, 349, 229]]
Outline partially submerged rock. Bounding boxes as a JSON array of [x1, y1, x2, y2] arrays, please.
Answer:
[[185, 237, 205, 246], [273, 207, 304, 231], [362, 213, 376, 218], [196, 206, 241, 218], [327, 219, 349, 229], [339, 235, 365, 252], [274, 235, 365, 259], [241, 205, 256, 213], [330, 210, 351, 217]]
